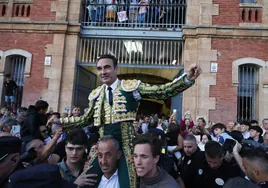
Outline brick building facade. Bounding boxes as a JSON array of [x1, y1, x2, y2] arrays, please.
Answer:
[[0, 0, 267, 124]]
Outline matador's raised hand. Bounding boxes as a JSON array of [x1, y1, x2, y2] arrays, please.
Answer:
[[186, 63, 202, 82]]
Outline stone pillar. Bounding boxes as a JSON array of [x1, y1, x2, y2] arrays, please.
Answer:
[[58, 35, 79, 113], [182, 0, 219, 122], [43, 34, 66, 111]]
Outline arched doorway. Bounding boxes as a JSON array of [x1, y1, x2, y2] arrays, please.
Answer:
[[2, 55, 26, 108]]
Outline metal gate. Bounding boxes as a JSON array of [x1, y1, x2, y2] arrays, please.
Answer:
[[78, 38, 184, 68], [237, 64, 259, 122], [10, 55, 26, 108], [74, 65, 97, 113]]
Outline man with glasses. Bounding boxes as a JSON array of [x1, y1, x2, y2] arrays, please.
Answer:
[[0, 136, 23, 188], [58, 128, 97, 187]]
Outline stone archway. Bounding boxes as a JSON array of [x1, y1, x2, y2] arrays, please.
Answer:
[[232, 57, 266, 86], [232, 57, 268, 122], [0, 49, 32, 107]]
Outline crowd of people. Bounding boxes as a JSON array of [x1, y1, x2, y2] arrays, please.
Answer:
[[1, 54, 268, 188], [86, 0, 185, 27], [1, 101, 268, 188]]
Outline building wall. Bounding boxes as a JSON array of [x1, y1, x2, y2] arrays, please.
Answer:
[[184, 0, 268, 124], [0, 33, 53, 105], [0, 0, 81, 111], [210, 39, 268, 123], [212, 0, 240, 26]]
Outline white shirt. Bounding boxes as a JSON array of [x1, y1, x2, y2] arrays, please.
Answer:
[[198, 143, 205, 151], [105, 78, 119, 102], [156, 124, 163, 131], [242, 131, 250, 139], [141, 123, 149, 134], [98, 170, 120, 188]]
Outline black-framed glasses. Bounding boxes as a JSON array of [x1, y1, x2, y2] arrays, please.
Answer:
[[0, 153, 9, 162]]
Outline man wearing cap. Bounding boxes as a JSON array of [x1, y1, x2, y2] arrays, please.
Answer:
[[249, 126, 264, 144], [0, 136, 23, 187]]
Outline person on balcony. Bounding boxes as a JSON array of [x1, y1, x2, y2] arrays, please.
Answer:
[[88, 0, 105, 25], [96, 0, 105, 24], [60, 54, 202, 188], [87, 0, 97, 25], [137, 0, 148, 26], [129, 0, 139, 25], [105, 0, 118, 25]]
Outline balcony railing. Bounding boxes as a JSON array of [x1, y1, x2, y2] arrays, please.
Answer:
[[81, 0, 186, 30], [78, 38, 184, 67]]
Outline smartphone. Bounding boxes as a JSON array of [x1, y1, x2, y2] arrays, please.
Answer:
[[173, 109, 177, 113], [11, 125, 21, 138]]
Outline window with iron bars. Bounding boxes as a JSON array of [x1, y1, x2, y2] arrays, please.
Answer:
[[237, 64, 259, 122]]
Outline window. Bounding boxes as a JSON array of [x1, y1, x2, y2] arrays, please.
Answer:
[[237, 64, 259, 122]]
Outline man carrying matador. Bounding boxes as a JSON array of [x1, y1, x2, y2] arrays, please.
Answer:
[[62, 54, 202, 188]]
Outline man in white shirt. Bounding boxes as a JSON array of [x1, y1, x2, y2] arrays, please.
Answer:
[[141, 116, 150, 134], [240, 121, 251, 139], [98, 135, 121, 188]]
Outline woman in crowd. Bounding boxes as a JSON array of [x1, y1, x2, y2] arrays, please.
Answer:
[[198, 134, 212, 151], [166, 123, 183, 160]]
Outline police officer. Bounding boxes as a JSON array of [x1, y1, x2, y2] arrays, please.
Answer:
[[180, 134, 205, 188], [0, 135, 23, 187], [233, 143, 268, 188], [194, 141, 241, 188]]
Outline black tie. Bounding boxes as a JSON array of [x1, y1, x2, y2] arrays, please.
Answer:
[[108, 87, 113, 106]]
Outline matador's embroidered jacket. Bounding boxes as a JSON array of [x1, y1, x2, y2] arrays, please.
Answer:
[[62, 73, 194, 188], [62, 73, 193, 128]]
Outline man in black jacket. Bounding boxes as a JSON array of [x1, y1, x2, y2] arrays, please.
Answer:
[[21, 100, 49, 143], [3, 74, 17, 112]]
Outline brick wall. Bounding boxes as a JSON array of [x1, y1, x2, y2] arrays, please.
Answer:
[[213, 0, 240, 26], [12, 0, 56, 21], [0, 33, 53, 106], [210, 38, 268, 123], [30, 0, 56, 21]]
